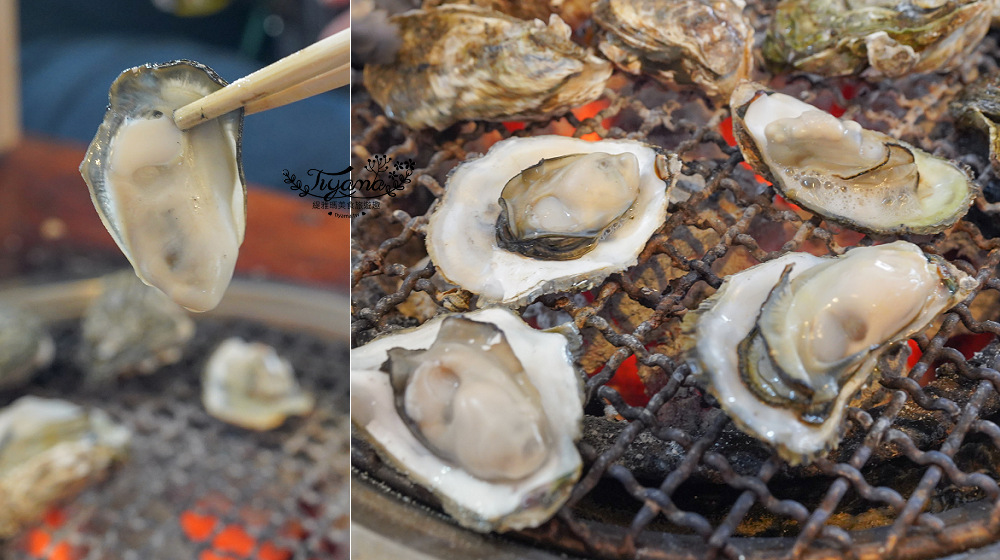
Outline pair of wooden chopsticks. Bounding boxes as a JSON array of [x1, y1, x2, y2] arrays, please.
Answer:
[[173, 27, 350, 131]]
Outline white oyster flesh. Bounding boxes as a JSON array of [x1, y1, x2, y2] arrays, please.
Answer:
[[737, 86, 975, 234], [686, 241, 976, 465], [426, 135, 676, 306], [202, 337, 315, 431], [76, 270, 196, 386], [0, 396, 130, 538], [80, 61, 247, 313], [351, 307, 584, 532], [0, 306, 54, 391]]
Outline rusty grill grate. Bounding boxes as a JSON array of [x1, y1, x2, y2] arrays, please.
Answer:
[[351, 8, 1000, 559]]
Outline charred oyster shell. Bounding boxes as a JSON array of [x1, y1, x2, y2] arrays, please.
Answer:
[[361, 5, 612, 130], [951, 73, 1000, 175], [593, 0, 753, 100], [763, 0, 992, 78], [76, 271, 195, 386], [731, 82, 977, 235], [426, 135, 677, 306], [351, 307, 584, 532], [683, 241, 977, 465], [0, 396, 130, 537], [80, 60, 246, 313], [202, 337, 315, 431], [0, 306, 54, 391]]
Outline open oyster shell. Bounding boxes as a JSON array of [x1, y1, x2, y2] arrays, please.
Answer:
[[0, 306, 54, 391], [426, 135, 678, 307], [80, 60, 247, 313], [731, 82, 978, 235], [0, 396, 130, 538], [593, 0, 753, 100], [76, 270, 195, 386], [683, 241, 977, 465], [362, 5, 612, 130], [351, 307, 584, 532], [202, 337, 315, 431], [763, 0, 992, 78]]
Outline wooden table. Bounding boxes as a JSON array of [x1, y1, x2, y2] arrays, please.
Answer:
[[0, 137, 350, 292]]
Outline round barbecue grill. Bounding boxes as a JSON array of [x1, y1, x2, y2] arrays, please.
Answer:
[[350, 2, 1000, 558]]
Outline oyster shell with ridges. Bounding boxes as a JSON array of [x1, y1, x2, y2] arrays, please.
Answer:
[[362, 5, 612, 130]]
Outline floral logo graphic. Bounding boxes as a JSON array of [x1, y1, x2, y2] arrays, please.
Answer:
[[282, 154, 416, 217]]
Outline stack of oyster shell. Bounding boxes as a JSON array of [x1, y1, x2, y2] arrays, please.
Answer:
[[352, 0, 998, 535]]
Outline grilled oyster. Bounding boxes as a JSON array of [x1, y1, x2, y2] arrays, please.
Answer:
[[731, 83, 977, 235], [683, 241, 976, 465], [76, 271, 195, 386], [202, 337, 315, 431], [951, 73, 1000, 175], [0, 306, 54, 391], [351, 307, 584, 532], [763, 0, 992, 78], [362, 5, 612, 130], [80, 60, 246, 313], [593, 0, 753, 100], [0, 396, 130, 537], [426, 135, 677, 306]]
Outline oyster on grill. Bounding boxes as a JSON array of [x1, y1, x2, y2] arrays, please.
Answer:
[[202, 337, 315, 431], [426, 135, 677, 306], [763, 0, 992, 78], [76, 271, 195, 386], [0, 306, 54, 391], [593, 0, 753, 100], [351, 307, 584, 532], [362, 5, 612, 130], [731, 83, 977, 235], [0, 396, 131, 537], [80, 60, 246, 313], [951, 73, 1000, 175], [683, 241, 976, 465]]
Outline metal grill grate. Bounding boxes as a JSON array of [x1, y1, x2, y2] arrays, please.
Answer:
[[351, 11, 1000, 558], [0, 280, 350, 560]]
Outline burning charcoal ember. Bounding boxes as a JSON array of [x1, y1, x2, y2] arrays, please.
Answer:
[[763, 0, 993, 78], [731, 82, 978, 235], [76, 271, 195, 386], [201, 337, 315, 431], [0, 306, 53, 391], [351, 308, 584, 532], [361, 5, 612, 130], [80, 60, 246, 313], [682, 241, 977, 465], [593, 0, 753, 101], [426, 135, 678, 307], [0, 396, 130, 538]]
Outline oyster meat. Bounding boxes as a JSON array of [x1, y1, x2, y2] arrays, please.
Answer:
[[202, 337, 315, 431], [763, 0, 992, 78], [80, 60, 247, 313], [76, 270, 195, 386], [426, 135, 677, 306], [0, 306, 54, 391], [351, 307, 584, 532], [362, 5, 612, 130], [593, 0, 753, 100], [683, 241, 977, 464], [731, 82, 977, 235], [951, 73, 1000, 175], [0, 396, 130, 537]]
